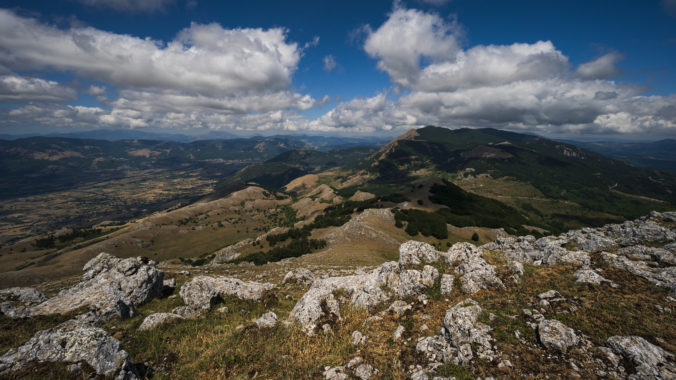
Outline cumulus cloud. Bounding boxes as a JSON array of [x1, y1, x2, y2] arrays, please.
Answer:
[[0, 10, 300, 96], [314, 5, 674, 137], [575, 52, 623, 79], [323, 55, 337, 72], [364, 7, 462, 88], [0, 9, 326, 132], [78, 0, 173, 13], [0, 75, 77, 102]]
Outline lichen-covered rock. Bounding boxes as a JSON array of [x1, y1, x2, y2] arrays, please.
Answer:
[[416, 335, 454, 363], [179, 276, 274, 310], [324, 365, 348, 380], [0, 320, 138, 379], [283, 268, 315, 286], [440, 274, 454, 296], [29, 253, 163, 321], [538, 319, 578, 354], [138, 312, 183, 331], [397, 270, 426, 298], [0, 287, 46, 303], [574, 269, 613, 285], [450, 243, 503, 294], [351, 330, 367, 346], [399, 241, 443, 267], [606, 336, 676, 379], [441, 299, 495, 364], [354, 363, 376, 380], [255, 312, 278, 328]]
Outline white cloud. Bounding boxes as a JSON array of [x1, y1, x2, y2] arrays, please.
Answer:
[[318, 6, 676, 137], [78, 0, 173, 13], [323, 55, 337, 72], [575, 52, 623, 79], [0, 10, 300, 96], [364, 7, 462, 88], [0, 74, 77, 102]]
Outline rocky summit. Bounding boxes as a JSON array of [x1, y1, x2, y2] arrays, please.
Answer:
[[1, 212, 675, 379]]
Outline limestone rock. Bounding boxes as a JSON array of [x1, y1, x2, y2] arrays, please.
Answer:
[[0, 287, 46, 304], [255, 312, 278, 328], [441, 299, 495, 364], [450, 243, 503, 294], [138, 312, 183, 331], [440, 274, 454, 296], [538, 319, 578, 354], [283, 268, 315, 286], [388, 300, 412, 315], [394, 325, 405, 341], [416, 335, 454, 363], [399, 241, 443, 267], [606, 336, 676, 379], [179, 276, 274, 310], [0, 320, 138, 379], [351, 330, 367, 346], [171, 306, 201, 319], [30, 253, 164, 321], [574, 269, 613, 285]]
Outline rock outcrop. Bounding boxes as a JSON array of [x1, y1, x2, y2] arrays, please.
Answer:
[[179, 276, 274, 311], [0, 320, 138, 379], [29, 253, 164, 321], [606, 335, 676, 379], [138, 312, 184, 331], [290, 241, 503, 334]]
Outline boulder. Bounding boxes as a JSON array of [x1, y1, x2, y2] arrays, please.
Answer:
[[574, 269, 613, 285], [29, 253, 164, 321], [255, 312, 278, 328], [441, 299, 495, 364], [179, 276, 274, 311], [0, 287, 46, 304], [606, 336, 676, 379], [538, 319, 578, 354], [138, 312, 183, 331], [0, 320, 138, 379], [450, 243, 503, 294], [399, 241, 443, 267]]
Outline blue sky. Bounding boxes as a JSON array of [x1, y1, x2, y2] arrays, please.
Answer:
[[0, 0, 675, 139]]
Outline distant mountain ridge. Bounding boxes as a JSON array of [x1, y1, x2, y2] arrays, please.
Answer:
[[564, 139, 676, 172]]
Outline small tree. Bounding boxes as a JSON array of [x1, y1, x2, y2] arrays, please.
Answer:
[[471, 232, 479, 242]]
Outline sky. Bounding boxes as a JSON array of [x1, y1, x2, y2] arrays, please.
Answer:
[[0, 0, 675, 140]]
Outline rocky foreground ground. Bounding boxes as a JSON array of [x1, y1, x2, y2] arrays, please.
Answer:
[[1, 211, 675, 379]]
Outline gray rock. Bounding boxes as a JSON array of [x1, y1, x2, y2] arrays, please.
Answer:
[[283, 268, 315, 286], [0, 302, 31, 318], [440, 274, 454, 296], [30, 253, 163, 321], [0, 287, 46, 304], [450, 243, 504, 294], [163, 278, 176, 289], [538, 319, 578, 354], [574, 269, 613, 285], [606, 335, 676, 379], [508, 261, 524, 276], [351, 330, 367, 346], [354, 363, 376, 380], [422, 265, 439, 287], [138, 312, 183, 331], [409, 370, 429, 380], [399, 241, 444, 267], [441, 299, 495, 364], [416, 335, 454, 363], [538, 290, 560, 299], [0, 320, 138, 379], [397, 270, 427, 298], [179, 276, 274, 310], [394, 325, 405, 341], [255, 312, 278, 328], [388, 300, 412, 315], [171, 306, 202, 319], [324, 365, 348, 380]]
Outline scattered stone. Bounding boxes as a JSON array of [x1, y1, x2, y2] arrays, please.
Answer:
[[388, 300, 412, 315], [538, 290, 560, 299], [217, 306, 229, 313], [255, 312, 278, 328], [138, 313, 183, 331], [178, 270, 190, 276], [574, 269, 613, 285], [538, 319, 578, 354], [394, 325, 405, 341], [409, 370, 428, 380], [0, 320, 138, 378], [606, 336, 676, 379], [347, 356, 363, 368], [171, 306, 201, 319], [163, 278, 176, 289], [179, 276, 274, 310], [351, 330, 367, 346], [283, 268, 315, 286], [354, 363, 375, 380], [324, 365, 348, 380]]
